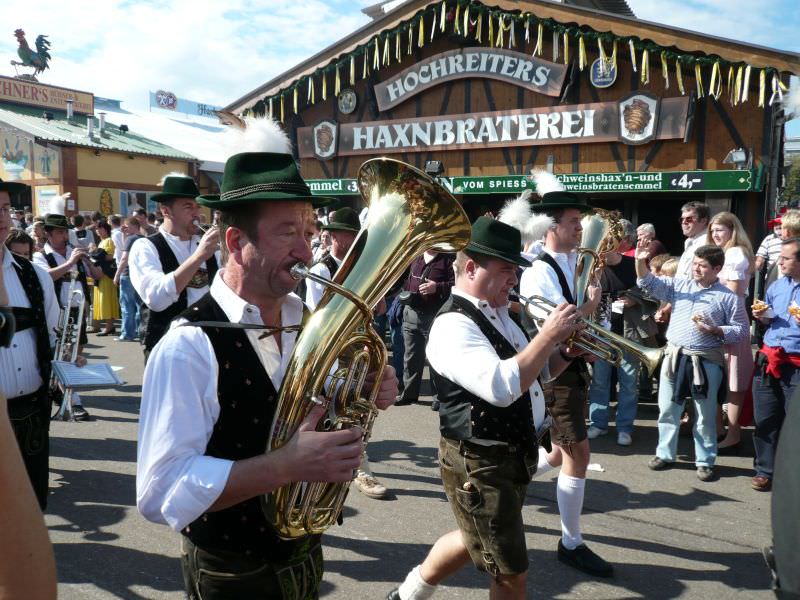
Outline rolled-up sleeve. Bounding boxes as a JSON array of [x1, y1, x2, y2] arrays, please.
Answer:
[[637, 272, 675, 303], [136, 325, 233, 531], [426, 312, 521, 406], [128, 238, 179, 312], [719, 294, 749, 344]]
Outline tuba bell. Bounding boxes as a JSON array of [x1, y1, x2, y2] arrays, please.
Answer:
[[574, 208, 624, 308], [263, 158, 471, 539]]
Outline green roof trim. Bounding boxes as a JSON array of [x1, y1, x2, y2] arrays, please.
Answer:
[[0, 102, 197, 161]]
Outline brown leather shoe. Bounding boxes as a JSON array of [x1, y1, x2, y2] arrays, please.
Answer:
[[751, 475, 772, 491]]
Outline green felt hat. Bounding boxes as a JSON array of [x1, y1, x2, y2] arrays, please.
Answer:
[[465, 217, 531, 267], [533, 191, 591, 213], [43, 213, 72, 230], [150, 175, 201, 203], [322, 207, 361, 232], [0, 177, 28, 195], [197, 152, 334, 209]]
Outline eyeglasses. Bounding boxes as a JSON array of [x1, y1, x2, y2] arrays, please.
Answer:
[[680, 216, 696, 223]]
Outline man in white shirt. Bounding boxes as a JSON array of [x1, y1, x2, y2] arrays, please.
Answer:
[[389, 217, 581, 600], [137, 145, 397, 600], [1, 179, 60, 506], [68, 214, 96, 250], [305, 207, 360, 310], [128, 174, 220, 362], [33, 213, 102, 421], [677, 201, 710, 279], [517, 181, 610, 578]]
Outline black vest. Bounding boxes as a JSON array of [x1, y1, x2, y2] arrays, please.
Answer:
[[179, 294, 317, 559], [44, 248, 89, 307], [10, 257, 52, 390], [432, 295, 536, 454], [141, 233, 218, 351]]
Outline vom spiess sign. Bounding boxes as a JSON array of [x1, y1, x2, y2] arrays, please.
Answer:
[[374, 47, 568, 111]]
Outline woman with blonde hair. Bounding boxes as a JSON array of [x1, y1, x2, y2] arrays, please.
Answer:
[[708, 211, 754, 451]]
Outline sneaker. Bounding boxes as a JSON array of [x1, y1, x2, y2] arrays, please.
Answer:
[[587, 426, 608, 440], [647, 456, 671, 471], [354, 472, 388, 499], [696, 466, 715, 482], [616, 432, 632, 446], [72, 406, 92, 422], [557, 539, 614, 578]]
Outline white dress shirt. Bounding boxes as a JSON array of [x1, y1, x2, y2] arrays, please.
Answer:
[[677, 232, 709, 279], [1, 250, 59, 399], [128, 227, 214, 312], [110, 227, 125, 263], [305, 255, 342, 311], [519, 248, 577, 322], [69, 227, 96, 250], [426, 289, 546, 432], [136, 271, 305, 531], [33, 243, 85, 307]]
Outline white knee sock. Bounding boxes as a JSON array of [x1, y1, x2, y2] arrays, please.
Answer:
[[534, 446, 555, 478], [557, 473, 585, 550], [398, 565, 436, 600]]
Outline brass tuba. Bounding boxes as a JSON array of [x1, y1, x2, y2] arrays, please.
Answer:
[[263, 158, 471, 539], [574, 209, 624, 307]]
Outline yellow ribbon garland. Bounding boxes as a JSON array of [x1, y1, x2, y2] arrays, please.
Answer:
[[496, 15, 505, 48], [268, 98, 273, 119], [383, 36, 390, 66], [734, 65, 743, 105], [350, 55, 355, 85], [661, 51, 669, 89], [640, 48, 649, 84], [629, 39, 637, 73], [563, 32, 569, 65], [611, 40, 618, 73], [676, 59, 685, 95], [396, 32, 401, 63], [598, 39, 607, 74], [408, 25, 413, 55], [695, 63, 704, 98], [577, 35, 586, 71], [373, 38, 380, 70], [463, 5, 470, 39], [475, 13, 482, 42], [322, 73, 327, 101], [524, 16, 530, 43], [534, 23, 543, 57], [508, 16, 516, 48], [727, 66, 734, 104], [280, 95, 284, 123], [362, 52, 368, 79], [454, 4, 460, 35], [759, 68, 766, 107], [440, 1, 446, 32], [488, 13, 494, 48], [710, 61, 722, 99], [307, 77, 314, 105], [552, 30, 559, 62], [742, 65, 752, 103], [335, 65, 341, 96], [418, 15, 424, 48], [293, 88, 298, 114]]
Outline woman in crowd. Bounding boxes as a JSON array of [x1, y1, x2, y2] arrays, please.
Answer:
[[4, 228, 35, 260], [92, 220, 120, 336], [27, 219, 46, 254], [708, 211, 755, 451]]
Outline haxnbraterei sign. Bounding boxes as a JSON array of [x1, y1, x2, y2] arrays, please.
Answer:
[[306, 170, 754, 196]]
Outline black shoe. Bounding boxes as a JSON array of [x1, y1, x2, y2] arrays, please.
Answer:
[[394, 395, 418, 406], [431, 400, 440, 411], [557, 540, 614, 578], [386, 589, 400, 600], [647, 456, 671, 471], [72, 406, 92, 422]]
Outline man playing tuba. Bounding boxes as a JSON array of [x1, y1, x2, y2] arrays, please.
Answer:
[[136, 120, 397, 600]]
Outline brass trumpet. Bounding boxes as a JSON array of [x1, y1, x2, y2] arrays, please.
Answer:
[[518, 294, 663, 377]]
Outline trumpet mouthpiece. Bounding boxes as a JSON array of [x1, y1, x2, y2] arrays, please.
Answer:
[[290, 263, 309, 280]]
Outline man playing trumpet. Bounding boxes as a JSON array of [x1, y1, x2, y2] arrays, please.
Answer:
[[635, 242, 747, 481]]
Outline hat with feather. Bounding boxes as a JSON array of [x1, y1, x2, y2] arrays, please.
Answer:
[[197, 116, 334, 209], [529, 170, 591, 213], [151, 172, 201, 203], [498, 190, 555, 246]]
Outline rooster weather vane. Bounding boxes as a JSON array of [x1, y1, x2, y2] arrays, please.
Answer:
[[10, 29, 51, 81]]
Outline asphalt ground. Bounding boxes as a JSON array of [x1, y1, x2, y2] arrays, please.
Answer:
[[46, 332, 774, 599]]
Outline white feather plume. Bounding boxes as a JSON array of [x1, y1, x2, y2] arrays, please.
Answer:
[[786, 84, 800, 120], [50, 192, 69, 215], [531, 169, 564, 197], [526, 213, 556, 242], [498, 192, 534, 239], [222, 117, 292, 161], [158, 171, 192, 186]]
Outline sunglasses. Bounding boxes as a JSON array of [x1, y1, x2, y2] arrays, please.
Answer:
[[680, 216, 696, 223]]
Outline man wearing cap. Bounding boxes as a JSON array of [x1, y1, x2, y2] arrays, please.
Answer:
[[136, 136, 398, 599], [517, 173, 612, 578], [33, 211, 102, 421], [128, 174, 220, 361], [1, 178, 60, 506], [388, 217, 581, 600], [304, 207, 360, 311]]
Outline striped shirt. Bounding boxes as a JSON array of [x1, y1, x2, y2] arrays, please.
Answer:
[[0, 250, 60, 399], [637, 272, 748, 348], [756, 233, 782, 270]]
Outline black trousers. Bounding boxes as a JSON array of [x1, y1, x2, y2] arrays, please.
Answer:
[[399, 306, 435, 402], [181, 536, 324, 600], [6, 388, 50, 509]]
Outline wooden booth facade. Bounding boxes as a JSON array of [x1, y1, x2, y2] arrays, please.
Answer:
[[225, 0, 800, 253]]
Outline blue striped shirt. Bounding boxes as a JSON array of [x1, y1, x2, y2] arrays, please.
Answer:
[[637, 273, 748, 348], [763, 276, 800, 353]]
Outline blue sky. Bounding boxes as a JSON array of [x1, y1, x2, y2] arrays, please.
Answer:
[[1, 0, 798, 131]]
